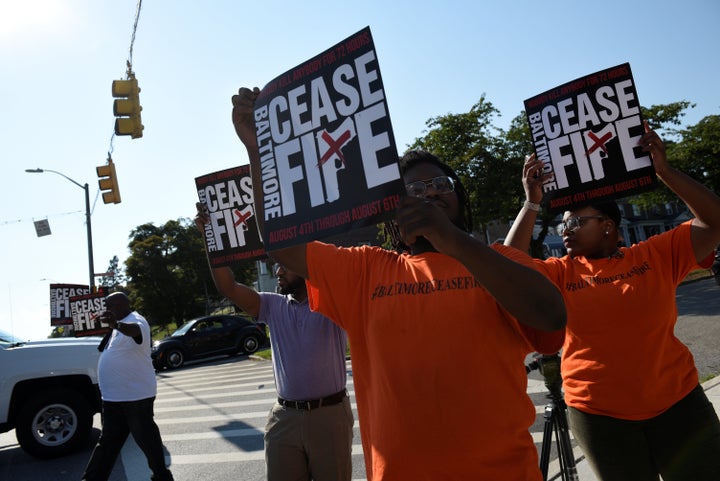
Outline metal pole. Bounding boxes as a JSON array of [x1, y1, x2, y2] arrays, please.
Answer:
[[84, 183, 95, 291], [25, 168, 96, 291]]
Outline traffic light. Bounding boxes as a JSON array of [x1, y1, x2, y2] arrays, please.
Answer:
[[97, 161, 121, 204], [112, 74, 143, 139]]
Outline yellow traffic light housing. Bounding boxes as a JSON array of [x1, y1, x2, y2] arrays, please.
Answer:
[[112, 74, 143, 139], [97, 161, 121, 204]]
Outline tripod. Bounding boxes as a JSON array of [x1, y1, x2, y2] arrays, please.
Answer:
[[526, 353, 580, 481]]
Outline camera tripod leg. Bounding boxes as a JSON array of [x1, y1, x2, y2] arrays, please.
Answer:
[[552, 400, 579, 481], [539, 404, 554, 480], [538, 400, 580, 481]]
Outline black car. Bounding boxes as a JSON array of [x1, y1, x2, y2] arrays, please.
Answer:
[[152, 315, 267, 370]]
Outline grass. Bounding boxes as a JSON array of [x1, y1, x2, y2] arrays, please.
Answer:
[[152, 323, 176, 341], [250, 344, 351, 361], [682, 267, 713, 284], [253, 348, 272, 360]]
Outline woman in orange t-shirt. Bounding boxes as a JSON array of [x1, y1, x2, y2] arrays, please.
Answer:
[[506, 122, 720, 481]]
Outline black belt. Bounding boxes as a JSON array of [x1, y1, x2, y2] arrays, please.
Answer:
[[277, 389, 347, 411]]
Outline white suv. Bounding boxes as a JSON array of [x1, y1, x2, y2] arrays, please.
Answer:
[[0, 328, 102, 458]]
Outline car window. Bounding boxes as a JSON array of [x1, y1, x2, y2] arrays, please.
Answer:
[[172, 321, 195, 336], [223, 318, 239, 328]]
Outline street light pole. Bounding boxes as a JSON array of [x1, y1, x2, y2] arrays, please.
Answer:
[[25, 168, 96, 291], [83, 181, 95, 291]]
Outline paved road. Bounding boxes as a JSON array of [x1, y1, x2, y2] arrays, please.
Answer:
[[0, 357, 557, 481], [1, 277, 717, 480], [674, 276, 720, 380]]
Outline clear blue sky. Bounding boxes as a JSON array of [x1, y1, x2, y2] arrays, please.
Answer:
[[1, 0, 718, 340]]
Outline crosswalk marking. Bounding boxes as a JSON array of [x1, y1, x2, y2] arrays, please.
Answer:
[[166, 444, 366, 465], [123, 357, 569, 480]]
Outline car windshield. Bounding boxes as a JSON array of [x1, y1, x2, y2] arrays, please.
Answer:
[[0, 328, 26, 348], [171, 321, 196, 337]]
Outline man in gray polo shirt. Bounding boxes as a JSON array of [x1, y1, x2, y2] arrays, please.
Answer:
[[197, 206, 352, 481]]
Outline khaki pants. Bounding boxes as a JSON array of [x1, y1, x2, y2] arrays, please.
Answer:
[[265, 396, 354, 481]]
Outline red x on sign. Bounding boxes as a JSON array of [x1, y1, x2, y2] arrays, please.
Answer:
[[234, 208, 253, 229], [318, 129, 352, 167], [585, 131, 613, 156]]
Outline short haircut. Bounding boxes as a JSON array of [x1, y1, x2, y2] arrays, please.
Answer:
[[590, 201, 622, 227]]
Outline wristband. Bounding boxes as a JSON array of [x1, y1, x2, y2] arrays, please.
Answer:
[[523, 200, 541, 212]]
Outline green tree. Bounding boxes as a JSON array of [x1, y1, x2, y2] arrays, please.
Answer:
[[98, 255, 125, 291], [123, 219, 256, 331], [625, 103, 720, 213], [408, 96, 526, 238], [673, 114, 720, 195], [642, 101, 694, 134], [634, 111, 720, 209]]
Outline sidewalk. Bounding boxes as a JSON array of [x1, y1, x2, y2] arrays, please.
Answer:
[[552, 376, 720, 480]]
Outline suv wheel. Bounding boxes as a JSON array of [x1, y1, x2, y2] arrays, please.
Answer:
[[15, 388, 93, 459]]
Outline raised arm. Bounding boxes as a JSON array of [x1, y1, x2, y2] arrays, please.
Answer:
[[231, 87, 309, 279], [395, 195, 566, 331], [504, 153, 546, 253], [195, 203, 261, 317], [640, 121, 720, 263]]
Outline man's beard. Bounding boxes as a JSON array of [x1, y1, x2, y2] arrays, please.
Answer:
[[279, 277, 305, 295]]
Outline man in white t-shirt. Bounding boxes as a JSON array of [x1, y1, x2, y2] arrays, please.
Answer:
[[82, 292, 174, 481]]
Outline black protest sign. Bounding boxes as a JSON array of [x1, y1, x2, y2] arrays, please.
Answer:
[[71, 292, 109, 337], [50, 283, 90, 326], [253, 26, 404, 249], [524, 63, 658, 213], [196, 165, 266, 266]]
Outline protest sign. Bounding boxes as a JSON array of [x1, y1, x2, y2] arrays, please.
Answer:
[[50, 283, 90, 326], [253, 26, 404, 249], [524, 63, 658, 213], [71, 291, 109, 337], [196, 165, 266, 266]]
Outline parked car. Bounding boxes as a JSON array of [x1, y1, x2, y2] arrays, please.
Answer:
[[152, 315, 267, 370], [0, 328, 101, 458]]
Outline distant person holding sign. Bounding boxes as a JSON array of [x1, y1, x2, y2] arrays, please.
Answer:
[[195, 208, 353, 481], [505, 123, 720, 481], [232, 86, 566, 481], [82, 292, 174, 481]]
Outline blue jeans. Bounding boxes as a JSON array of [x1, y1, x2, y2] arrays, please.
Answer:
[[82, 397, 173, 481]]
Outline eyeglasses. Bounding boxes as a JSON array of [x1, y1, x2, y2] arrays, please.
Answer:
[[559, 215, 606, 233], [405, 176, 455, 198]]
